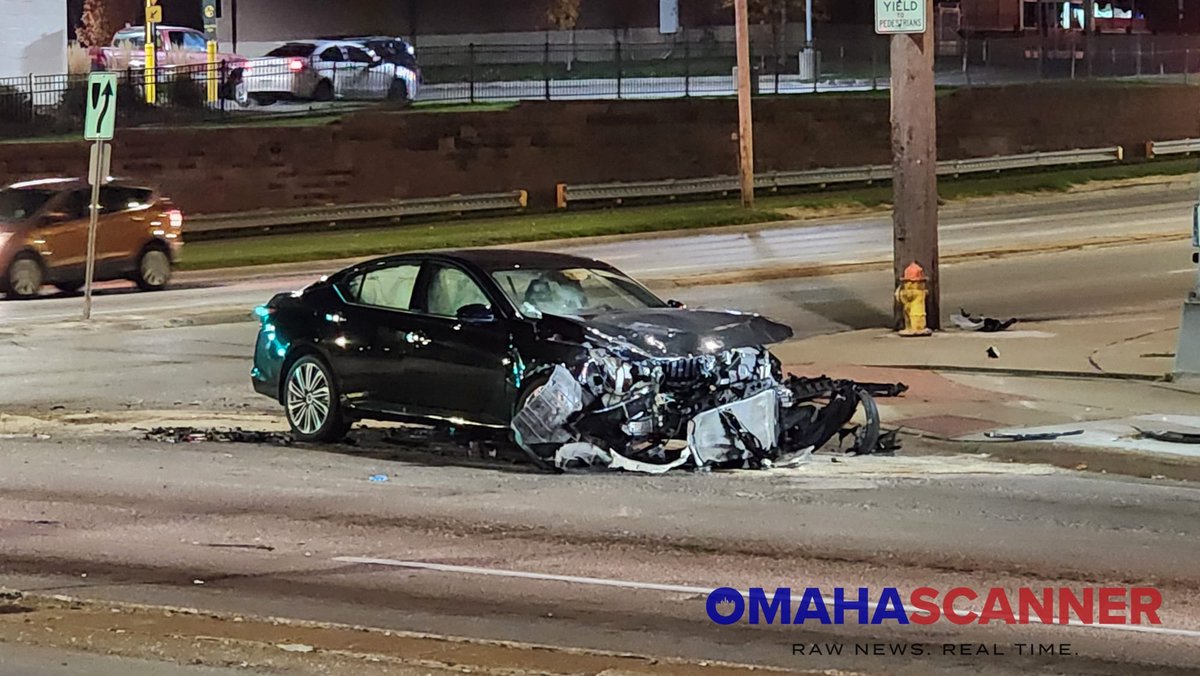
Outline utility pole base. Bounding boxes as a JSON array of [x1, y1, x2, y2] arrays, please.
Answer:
[[1173, 298, 1200, 379]]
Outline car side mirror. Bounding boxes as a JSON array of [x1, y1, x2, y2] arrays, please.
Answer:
[[667, 299, 686, 309], [457, 303, 496, 323]]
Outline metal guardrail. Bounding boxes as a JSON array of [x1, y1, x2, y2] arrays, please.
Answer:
[[557, 146, 1125, 206], [188, 190, 529, 235], [1146, 138, 1200, 158]]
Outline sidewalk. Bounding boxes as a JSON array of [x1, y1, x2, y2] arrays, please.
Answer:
[[775, 306, 1200, 461]]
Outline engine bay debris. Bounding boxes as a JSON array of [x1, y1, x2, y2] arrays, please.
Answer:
[[512, 334, 908, 473]]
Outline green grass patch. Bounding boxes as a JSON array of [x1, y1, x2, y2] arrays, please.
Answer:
[[179, 157, 1200, 271], [179, 203, 787, 271]]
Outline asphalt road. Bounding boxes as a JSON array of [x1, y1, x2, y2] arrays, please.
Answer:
[[2, 434, 1200, 675], [1, 184, 1194, 328], [2, 185, 1200, 673]]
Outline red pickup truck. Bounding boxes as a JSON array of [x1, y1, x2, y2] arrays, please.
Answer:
[[90, 25, 251, 106]]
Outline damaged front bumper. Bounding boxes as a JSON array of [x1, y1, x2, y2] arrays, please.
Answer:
[[511, 348, 907, 474]]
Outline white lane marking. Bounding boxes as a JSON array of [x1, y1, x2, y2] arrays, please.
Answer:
[[1169, 268, 1197, 275], [335, 556, 1200, 639]]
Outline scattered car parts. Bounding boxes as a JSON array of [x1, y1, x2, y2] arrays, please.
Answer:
[[984, 429, 1084, 442], [1134, 428, 1200, 445], [952, 309, 1017, 333], [141, 427, 292, 445]]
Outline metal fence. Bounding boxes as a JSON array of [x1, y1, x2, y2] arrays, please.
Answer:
[[5, 31, 1200, 137]]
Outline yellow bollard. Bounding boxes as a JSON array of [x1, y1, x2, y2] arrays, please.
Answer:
[[895, 262, 932, 337]]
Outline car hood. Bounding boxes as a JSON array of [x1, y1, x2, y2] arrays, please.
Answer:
[[546, 308, 794, 358]]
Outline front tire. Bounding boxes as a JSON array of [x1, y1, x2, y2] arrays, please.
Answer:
[[284, 356, 350, 442], [6, 254, 43, 299], [135, 246, 172, 291]]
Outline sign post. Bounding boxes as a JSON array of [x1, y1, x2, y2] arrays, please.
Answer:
[[144, 0, 161, 104], [203, 0, 220, 104], [83, 72, 117, 320], [878, 0, 939, 331]]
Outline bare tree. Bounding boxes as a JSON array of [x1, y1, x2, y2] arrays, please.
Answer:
[[546, 0, 583, 71], [77, 0, 139, 47]]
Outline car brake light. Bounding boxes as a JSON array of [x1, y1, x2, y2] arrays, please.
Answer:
[[289, 59, 305, 72], [166, 209, 183, 228]]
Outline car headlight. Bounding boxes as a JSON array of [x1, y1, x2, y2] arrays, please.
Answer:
[[406, 43, 415, 56]]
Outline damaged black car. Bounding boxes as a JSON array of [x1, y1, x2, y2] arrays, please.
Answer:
[[251, 249, 902, 472]]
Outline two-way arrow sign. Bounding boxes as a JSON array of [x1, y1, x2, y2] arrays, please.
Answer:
[[84, 72, 118, 141]]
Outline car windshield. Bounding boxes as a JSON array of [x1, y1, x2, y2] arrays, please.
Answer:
[[267, 44, 316, 58], [0, 188, 54, 222], [491, 267, 666, 318]]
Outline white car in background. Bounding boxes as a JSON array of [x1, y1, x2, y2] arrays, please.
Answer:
[[245, 40, 417, 105]]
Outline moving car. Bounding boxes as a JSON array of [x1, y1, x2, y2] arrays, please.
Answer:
[[251, 250, 896, 471], [0, 178, 183, 299], [246, 40, 415, 104], [91, 25, 251, 106]]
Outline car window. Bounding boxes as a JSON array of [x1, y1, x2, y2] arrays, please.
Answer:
[[178, 31, 207, 51], [0, 188, 54, 222], [492, 267, 665, 318], [424, 265, 491, 318], [268, 44, 317, 58], [347, 263, 420, 311], [318, 47, 344, 62], [54, 190, 91, 221], [345, 46, 375, 64], [100, 187, 154, 213], [113, 31, 145, 49]]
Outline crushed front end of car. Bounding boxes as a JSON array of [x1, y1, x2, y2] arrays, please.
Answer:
[[510, 310, 907, 473]]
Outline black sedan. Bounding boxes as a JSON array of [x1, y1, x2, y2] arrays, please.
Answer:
[[252, 249, 888, 471]]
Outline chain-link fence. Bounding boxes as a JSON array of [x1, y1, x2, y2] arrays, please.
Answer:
[[5, 31, 1200, 137]]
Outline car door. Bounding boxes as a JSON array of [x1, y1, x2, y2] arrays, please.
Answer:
[[402, 262, 513, 426], [342, 46, 380, 99], [330, 259, 425, 413], [34, 189, 90, 280], [96, 186, 152, 277], [314, 46, 348, 98]]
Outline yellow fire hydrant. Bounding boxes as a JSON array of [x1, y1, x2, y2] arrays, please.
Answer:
[[895, 262, 932, 337]]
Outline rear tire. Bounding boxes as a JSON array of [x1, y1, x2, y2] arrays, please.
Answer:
[[312, 80, 334, 102], [284, 355, 350, 443], [135, 246, 172, 292], [6, 254, 43, 300]]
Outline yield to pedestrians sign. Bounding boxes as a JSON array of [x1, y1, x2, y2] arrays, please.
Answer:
[[84, 72, 118, 141], [876, 0, 926, 34]]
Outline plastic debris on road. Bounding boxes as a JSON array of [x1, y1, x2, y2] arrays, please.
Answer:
[[368, 474, 389, 482], [277, 644, 315, 653], [951, 308, 1018, 333]]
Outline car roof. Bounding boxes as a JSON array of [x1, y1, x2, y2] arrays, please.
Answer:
[[5, 177, 154, 192], [116, 25, 194, 33], [358, 249, 612, 273]]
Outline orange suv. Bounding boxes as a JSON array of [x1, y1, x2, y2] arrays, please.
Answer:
[[0, 178, 183, 299]]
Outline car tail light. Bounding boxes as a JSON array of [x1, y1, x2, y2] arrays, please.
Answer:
[[288, 59, 306, 72], [166, 209, 183, 229]]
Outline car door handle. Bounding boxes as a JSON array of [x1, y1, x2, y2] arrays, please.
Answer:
[[402, 331, 431, 348]]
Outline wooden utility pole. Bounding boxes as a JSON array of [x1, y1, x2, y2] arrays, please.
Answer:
[[890, 0, 939, 330], [733, 0, 755, 208]]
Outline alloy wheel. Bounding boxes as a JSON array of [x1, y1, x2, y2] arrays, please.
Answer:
[[8, 258, 42, 298], [139, 250, 171, 288], [287, 362, 332, 436]]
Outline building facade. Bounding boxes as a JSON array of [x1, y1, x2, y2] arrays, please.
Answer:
[[1, 0, 67, 78]]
